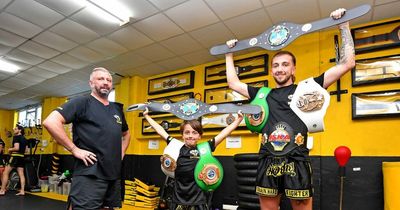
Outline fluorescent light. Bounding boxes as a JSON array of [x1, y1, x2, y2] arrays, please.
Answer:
[[86, 0, 132, 26], [0, 57, 19, 73]]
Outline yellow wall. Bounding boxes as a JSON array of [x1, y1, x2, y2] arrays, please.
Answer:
[[0, 18, 398, 158], [115, 17, 400, 157], [0, 109, 14, 151]]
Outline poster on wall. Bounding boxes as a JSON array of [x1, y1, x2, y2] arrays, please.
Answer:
[[204, 81, 267, 104]]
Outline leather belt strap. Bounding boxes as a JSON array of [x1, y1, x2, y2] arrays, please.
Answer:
[[127, 98, 261, 120], [194, 142, 224, 191], [245, 87, 271, 133], [160, 138, 184, 178], [210, 4, 371, 55], [290, 78, 330, 133]]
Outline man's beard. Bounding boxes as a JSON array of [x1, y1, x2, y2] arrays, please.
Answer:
[[95, 86, 110, 98], [273, 74, 293, 86]]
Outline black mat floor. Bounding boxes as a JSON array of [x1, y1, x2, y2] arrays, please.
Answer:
[[0, 191, 66, 210]]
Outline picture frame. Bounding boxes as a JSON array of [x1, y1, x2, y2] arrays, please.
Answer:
[[204, 81, 268, 104], [142, 116, 183, 135], [352, 19, 400, 54], [148, 70, 195, 95], [352, 54, 400, 86], [351, 89, 400, 119], [204, 54, 268, 85]]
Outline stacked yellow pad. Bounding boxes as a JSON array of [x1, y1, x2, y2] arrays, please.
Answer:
[[123, 178, 160, 209]]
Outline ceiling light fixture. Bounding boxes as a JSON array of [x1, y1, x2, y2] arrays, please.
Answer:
[[86, 0, 132, 26], [0, 57, 20, 73]]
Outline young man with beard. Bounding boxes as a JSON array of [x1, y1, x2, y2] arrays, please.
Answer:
[[43, 67, 130, 210], [224, 8, 355, 210]]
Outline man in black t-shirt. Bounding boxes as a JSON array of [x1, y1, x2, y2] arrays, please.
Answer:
[[224, 8, 355, 210], [0, 125, 27, 196], [0, 137, 6, 184], [43, 67, 130, 210]]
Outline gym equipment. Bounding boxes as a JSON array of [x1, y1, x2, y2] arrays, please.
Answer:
[[334, 146, 352, 210], [25, 138, 41, 192], [194, 142, 224, 191], [127, 98, 261, 120], [210, 4, 371, 55]]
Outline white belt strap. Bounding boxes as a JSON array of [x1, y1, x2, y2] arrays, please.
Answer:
[[160, 138, 184, 178], [290, 78, 330, 133]]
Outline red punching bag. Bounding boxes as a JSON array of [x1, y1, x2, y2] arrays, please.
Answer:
[[334, 146, 351, 167]]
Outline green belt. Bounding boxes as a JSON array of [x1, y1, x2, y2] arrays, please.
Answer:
[[194, 142, 224, 191], [245, 87, 271, 133]]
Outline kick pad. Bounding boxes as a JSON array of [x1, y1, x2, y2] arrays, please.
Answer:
[[210, 4, 371, 55]]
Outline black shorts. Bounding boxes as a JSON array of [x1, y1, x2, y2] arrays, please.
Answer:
[[8, 156, 25, 168], [170, 203, 209, 210], [69, 175, 121, 210], [255, 149, 313, 199]]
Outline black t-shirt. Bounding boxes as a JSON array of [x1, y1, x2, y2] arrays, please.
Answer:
[[0, 139, 4, 155], [248, 74, 324, 154], [56, 95, 128, 180], [12, 135, 27, 155], [0, 139, 5, 165], [167, 138, 215, 205]]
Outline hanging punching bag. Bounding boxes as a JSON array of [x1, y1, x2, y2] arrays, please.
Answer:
[[334, 146, 351, 167]]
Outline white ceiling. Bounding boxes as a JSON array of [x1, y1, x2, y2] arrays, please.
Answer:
[[0, 0, 399, 110]]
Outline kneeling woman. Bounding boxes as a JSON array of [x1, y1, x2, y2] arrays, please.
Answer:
[[143, 108, 243, 210]]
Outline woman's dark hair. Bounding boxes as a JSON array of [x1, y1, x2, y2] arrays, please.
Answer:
[[180, 120, 203, 135], [16, 124, 25, 136]]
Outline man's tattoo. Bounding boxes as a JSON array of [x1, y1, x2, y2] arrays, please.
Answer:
[[339, 27, 355, 65]]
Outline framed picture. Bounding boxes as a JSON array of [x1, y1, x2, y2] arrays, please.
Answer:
[[352, 19, 400, 54], [201, 113, 247, 131], [204, 54, 268, 85], [204, 81, 268, 104], [142, 116, 183, 135], [148, 70, 195, 95], [352, 89, 400, 119], [352, 54, 400, 86]]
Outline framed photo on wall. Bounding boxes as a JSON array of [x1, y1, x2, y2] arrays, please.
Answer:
[[148, 70, 195, 95], [352, 54, 400, 86], [204, 81, 267, 104], [352, 19, 400, 54], [352, 89, 400, 119], [142, 116, 183, 135], [204, 54, 268, 85]]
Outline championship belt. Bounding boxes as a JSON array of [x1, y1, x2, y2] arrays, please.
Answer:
[[160, 138, 184, 178], [201, 113, 245, 127], [290, 78, 330, 133], [245, 87, 272, 133], [210, 4, 371, 55], [127, 98, 261, 120], [194, 142, 224, 191]]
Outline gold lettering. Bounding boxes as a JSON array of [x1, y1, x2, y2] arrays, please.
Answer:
[[266, 161, 296, 177], [285, 189, 310, 198], [256, 186, 278, 196]]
